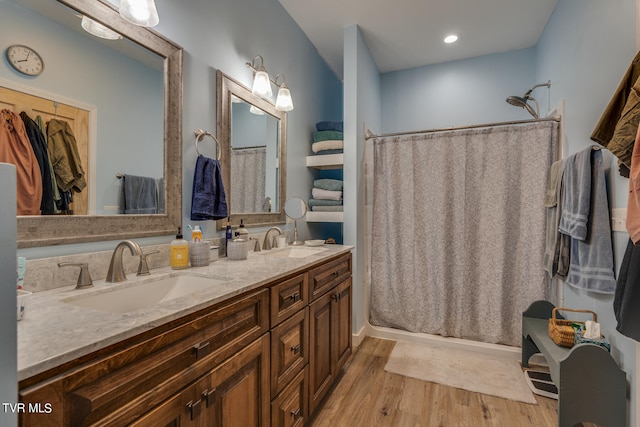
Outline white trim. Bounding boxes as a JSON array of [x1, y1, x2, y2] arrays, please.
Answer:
[[0, 77, 98, 214]]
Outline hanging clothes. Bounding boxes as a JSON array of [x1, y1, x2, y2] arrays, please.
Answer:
[[35, 115, 61, 213], [591, 50, 640, 177], [20, 112, 55, 215], [0, 109, 42, 215], [46, 118, 86, 193]]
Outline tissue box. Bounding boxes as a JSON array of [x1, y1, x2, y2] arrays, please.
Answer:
[[574, 331, 611, 352]]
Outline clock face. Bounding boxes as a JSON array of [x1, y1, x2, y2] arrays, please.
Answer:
[[5, 44, 44, 76]]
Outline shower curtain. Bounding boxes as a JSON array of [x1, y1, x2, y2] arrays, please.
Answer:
[[369, 121, 559, 347], [231, 147, 266, 212]]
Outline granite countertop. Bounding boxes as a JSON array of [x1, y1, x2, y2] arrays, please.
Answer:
[[18, 244, 353, 382]]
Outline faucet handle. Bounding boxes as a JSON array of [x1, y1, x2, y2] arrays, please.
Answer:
[[58, 262, 93, 289], [137, 250, 160, 276], [250, 238, 261, 252]]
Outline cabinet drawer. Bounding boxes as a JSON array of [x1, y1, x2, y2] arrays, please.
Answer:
[[271, 307, 309, 398], [20, 289, 269, 427], [308, 253, 351, 301], [271, 366, 308, 427], [270, 273, 308, 327]]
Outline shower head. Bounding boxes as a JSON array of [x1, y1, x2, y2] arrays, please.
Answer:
[[506, 80, 551, 119]]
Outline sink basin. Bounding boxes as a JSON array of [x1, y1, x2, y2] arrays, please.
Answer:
[[61, 274, 230, 313], [260, 246, 327, 258]]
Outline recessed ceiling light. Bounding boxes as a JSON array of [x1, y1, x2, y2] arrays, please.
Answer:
[[444, 34, 458, 44]]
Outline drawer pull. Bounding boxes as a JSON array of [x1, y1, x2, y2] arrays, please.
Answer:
[[187, 399, 202, 420], [289, 292, 301, 302], [202, 388, 216, 407], [193, 341, 211, 360], [291, 408, 301, 419], [332, 293, 341, 301], [291, 344, 301, 354], [332, 271, 339, 277]]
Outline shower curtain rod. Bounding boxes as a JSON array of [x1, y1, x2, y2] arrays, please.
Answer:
[[365, 115, 560, 139]]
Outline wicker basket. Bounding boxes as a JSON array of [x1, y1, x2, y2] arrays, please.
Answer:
[[548, 307, 597, 348]]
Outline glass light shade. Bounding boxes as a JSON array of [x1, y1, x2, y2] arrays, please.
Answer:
[[119, 0, 159, 27], [252, 70, 272, 98], [81, 16, 122, 40], [275, 87, 294, 112], [249, 105, 265, 115]]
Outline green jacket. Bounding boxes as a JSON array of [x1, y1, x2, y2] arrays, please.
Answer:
[[47, 119, 86, 192]]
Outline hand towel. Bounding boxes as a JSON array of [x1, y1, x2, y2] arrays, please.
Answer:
[[191, 154, 228, 221], [316, 121, 343, 132], [308, 198, 343, 207], [314, 178, 343, 191], [542, 159, 564, 278], [312, 130, 343, 143], [312, 140, 343, 154], [563, 148, 617, 294], [122, 174, 157, 214], [558, 148, 592, 241], [312, 187, 342, 201]]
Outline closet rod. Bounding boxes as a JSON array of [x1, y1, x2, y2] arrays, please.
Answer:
[[365, 115, 560, 139]]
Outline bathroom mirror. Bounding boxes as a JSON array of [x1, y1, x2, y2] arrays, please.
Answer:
[[217, 70, 287, 230], [284, 197, 307, 246], [7, 0, 183, 248]]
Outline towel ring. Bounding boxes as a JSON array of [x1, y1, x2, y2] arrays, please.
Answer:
[[194, 129, 221, 160]]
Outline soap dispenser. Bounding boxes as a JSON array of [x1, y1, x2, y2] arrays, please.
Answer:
[[170, 227, 189, 270], [236, 219, 249, 240]]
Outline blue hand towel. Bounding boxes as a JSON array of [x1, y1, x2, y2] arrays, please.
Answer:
[[122, 174, 157, 214], [562, 148, 617, 294], [316, 121, 343, 132], [191, 155, 228, 221]]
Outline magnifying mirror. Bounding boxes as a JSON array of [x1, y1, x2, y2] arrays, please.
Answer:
[[284, 197, 307, 246]]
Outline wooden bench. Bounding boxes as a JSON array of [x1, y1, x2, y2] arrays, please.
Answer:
[[522, 300, 626, 427]]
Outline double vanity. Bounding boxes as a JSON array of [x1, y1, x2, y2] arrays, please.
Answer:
[[18, 244, 353, 426]]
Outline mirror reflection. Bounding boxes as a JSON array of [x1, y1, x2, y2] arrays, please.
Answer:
[[1, 0, 164, 217], [230, 96, 279, 214], [217, 70, 287, 230]]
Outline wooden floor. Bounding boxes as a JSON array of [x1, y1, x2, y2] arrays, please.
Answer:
[[308, 336, 559, 427]]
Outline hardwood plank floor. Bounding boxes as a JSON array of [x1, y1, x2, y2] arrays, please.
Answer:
[[309, 336, 559, 427]]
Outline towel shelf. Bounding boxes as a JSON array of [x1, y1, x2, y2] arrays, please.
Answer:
[[194, 129, 221, 160]]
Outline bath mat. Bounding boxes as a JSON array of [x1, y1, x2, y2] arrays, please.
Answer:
[[384, 340, 537, 404]]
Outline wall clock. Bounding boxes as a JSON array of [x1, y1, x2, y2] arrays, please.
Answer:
[[5, 44, 44, 76]]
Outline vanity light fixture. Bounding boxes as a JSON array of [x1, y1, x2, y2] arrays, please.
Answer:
[[246, 55, 294, 111], [274, 74, 294, 112], [119, 0, 159, 27], [81, 16, 123, 40]]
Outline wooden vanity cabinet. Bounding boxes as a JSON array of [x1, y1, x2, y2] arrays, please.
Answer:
[[308, 255, 352, 416]]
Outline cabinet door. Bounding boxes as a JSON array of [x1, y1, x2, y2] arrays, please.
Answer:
[[333, 277, 352, 373], [271, 366, 308, 427], [130, 376, 210, 427], [271, 307, 309, 398], [308, 290, 334, 414], [205, 334, 270, 427]]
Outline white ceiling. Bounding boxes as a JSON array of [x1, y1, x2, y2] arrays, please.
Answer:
[[278, 0, 559, 79]]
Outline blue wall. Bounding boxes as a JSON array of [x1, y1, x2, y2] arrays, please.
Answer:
[[373, 0, 638, 422]]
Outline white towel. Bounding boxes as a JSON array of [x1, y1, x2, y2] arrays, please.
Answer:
[[312, 187, 342, 200], [312, 140, 343, 153]]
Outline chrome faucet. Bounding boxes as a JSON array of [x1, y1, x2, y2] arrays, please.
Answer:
[[262, 226, 283, 250], [106, 240, 143, 282]]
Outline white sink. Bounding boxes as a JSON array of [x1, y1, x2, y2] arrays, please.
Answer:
[[260, 246, 327, 258], [61, 274, 230, 313]]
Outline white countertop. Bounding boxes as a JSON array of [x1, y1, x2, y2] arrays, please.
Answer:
[[18, 244, 353, 381]]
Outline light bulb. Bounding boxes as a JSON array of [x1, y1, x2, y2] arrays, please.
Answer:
[[252, 70, 272, 98]]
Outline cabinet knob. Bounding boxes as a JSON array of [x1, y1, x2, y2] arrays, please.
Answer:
[[187, 399, 202, 420], [290, 408, 301, 419], [289, 292, 301, 302], [291, 344, 301, 354]]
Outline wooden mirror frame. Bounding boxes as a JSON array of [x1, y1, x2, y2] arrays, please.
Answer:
[[216, 70, 287, 230], [17, 0, 183, 248]]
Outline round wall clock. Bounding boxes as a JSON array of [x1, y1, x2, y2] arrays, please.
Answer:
[[5, 44, 44, 76]]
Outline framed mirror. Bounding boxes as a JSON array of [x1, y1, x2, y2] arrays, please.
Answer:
[[4, 0, 183, 248], [216, 70, 286, 230]]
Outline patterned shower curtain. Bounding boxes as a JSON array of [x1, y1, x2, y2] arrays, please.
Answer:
[[369, 121, 559, 347], [231, 147, 266, 213]]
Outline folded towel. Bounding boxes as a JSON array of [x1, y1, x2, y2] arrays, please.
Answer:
[[316, 121, 343, 132], [312, 140, 343, 154], [558, 148, 592, 240], [314, 178, 343, 191], [191, 155, 228, 221], [312, 130, 343, 143], [563, 147, 617, 294], [543, 160, 564, 277], [311, 205, 343, 212], [308, 198, 343, 207], [312, 187, 342, 200], [122, 174, 157, 214]]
